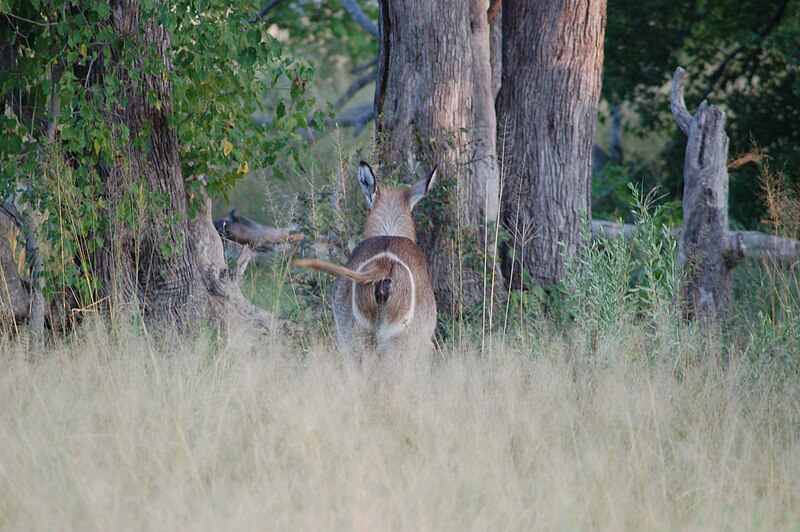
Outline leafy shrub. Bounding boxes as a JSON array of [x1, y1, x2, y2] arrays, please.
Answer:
[[562, 184, 681, 331]]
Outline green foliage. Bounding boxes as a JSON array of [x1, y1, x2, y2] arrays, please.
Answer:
[[166, 0, 316, 200], [562, 185, 681, 330], [0, 0, 319, 307], [602, 0, 800, 227], [256, 0, 377, 67], [592, 163, 636, 221]]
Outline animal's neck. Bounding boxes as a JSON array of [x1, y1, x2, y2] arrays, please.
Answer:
[[364, 203, 416, 242]]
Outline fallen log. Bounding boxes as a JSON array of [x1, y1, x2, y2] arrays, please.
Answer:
[[591, 220, 800, 261], [214, 210, 304, 250]]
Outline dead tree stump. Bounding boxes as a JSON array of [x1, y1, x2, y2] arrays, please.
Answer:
[[671, 67, 744, 324]]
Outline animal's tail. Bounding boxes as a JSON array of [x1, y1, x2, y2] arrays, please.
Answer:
[[290, 258, 391, 284]]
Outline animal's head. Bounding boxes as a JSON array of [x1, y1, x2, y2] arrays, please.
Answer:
[[358, 161, 437, 242]]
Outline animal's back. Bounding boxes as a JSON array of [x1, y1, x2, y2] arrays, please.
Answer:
[[332, 236, 436, 358]]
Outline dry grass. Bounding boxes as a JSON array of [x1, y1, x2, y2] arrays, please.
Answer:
[[0, 320, 797, 531]]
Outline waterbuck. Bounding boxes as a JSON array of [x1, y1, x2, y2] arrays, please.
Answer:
[[292, 161, 438, 359]]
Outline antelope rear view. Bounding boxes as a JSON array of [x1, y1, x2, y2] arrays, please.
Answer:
[[292, 161, 437, 359]]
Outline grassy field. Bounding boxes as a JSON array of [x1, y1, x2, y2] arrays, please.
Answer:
[[2, 82, 798, 529], [1, 315, 798, 531], [2, 162, 798, 530]]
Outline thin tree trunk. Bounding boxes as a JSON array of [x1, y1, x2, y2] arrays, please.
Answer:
[[375, 0, 502, 315], [609, 103, 622, 164], [498, 0, 607, 288]]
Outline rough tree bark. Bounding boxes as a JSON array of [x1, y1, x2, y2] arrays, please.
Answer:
[[375, 0, 501, 315], [94, 0, 273, 329], [498, 0, 607, 288], [0, 211, 28, 322], [671, 67, 743, 323], [489, 0, 502, 100]]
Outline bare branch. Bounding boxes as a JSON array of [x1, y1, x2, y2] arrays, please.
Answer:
[[629, 140, 678, 178], [351, 56, 378, 74], [701, 0, 788, 99], [46, 64, 65, 143], [591, 220, 639, 240], [249, 0, 285, 23], [339, 0, 379, 39], [234, 245, 252, 281], [334, 68, 377, 110], [254, 102, 374, 140], [333, 102, 374, 136], [670, 67, 692, 136]]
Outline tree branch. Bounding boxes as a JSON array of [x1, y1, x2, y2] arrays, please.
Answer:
[[334, 68, 376, 110], [670, 67, 693, 136], [592, 221, 800, 260], [249, 0, 285, 23], [701, 0, 789, 99], [339, 0, 379, 39], [351, 56, 378, 74], [629, 140, 678, 178], [333, 102, 374, 136], [254, 102, 374, 140]]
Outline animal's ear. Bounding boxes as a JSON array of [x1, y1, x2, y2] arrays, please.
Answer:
[[357, 161, 377, 209], [407, 166, 437, 210]]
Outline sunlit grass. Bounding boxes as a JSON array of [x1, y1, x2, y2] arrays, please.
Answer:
[[0, 317, 797, 531]]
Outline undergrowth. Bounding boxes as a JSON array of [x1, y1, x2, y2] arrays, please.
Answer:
[[1, 143, 799, 532]]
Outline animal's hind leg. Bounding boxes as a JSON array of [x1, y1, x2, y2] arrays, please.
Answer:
[[335, 324, 373, 365]]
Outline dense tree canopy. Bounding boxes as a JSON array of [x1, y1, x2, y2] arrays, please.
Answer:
[[0, 0, 322, 318], [602, 0, 800, 226]]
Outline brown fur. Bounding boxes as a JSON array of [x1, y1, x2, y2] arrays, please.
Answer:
[[291, 162, 438, 359], [363, 188, 417, 242], [290, 258, 392, 285], [331, 236, 436, 358]]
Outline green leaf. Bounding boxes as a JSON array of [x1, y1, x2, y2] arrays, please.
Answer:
[[95, 2, 111, 19], [246, 28, 261, 46], [238, 47, 257, 70]]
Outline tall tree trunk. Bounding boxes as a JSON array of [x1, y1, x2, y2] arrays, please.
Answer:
[[375, 0, 502, 315], [95, 0, 272, 329], [498, 0, 607, 288]]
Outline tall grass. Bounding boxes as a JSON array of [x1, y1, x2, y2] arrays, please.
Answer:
[[0, 316, 797, 531], [757, 161, 800, 330], [2, 124, 799, 531]]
